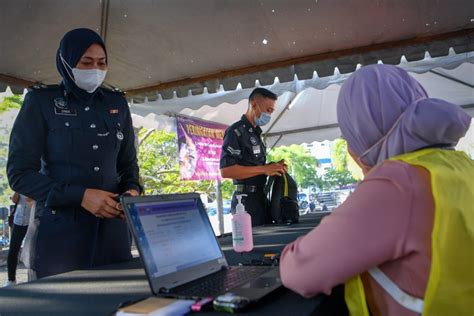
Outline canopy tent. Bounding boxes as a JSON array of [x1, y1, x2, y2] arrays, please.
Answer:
[[1, 0, 473, 147], [131, 53, 474, 147], [1, 1, 473, 97]]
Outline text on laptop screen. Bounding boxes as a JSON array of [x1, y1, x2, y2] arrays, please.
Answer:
[[128, 198, 222, 278]]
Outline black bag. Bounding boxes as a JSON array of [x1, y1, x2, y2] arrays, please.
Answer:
[[266, 173, 299, 224]]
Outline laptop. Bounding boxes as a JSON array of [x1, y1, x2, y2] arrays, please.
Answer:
[[121, 193, 282, 301]]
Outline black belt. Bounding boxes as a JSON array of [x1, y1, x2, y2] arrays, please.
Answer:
[[235, 184, 264, 193]]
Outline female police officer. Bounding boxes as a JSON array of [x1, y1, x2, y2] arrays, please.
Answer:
[[7, 28, 141, 279]]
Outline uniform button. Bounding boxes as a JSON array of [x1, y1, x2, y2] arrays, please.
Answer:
[[85, 106, 90, 111], [90, 123, 96, 129], [65, 122, 70, 127], [94, 166, 100, 172], [92, 144, 99, 150]]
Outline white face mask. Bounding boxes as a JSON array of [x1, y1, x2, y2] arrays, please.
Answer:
[[72, 68, 107, 93], [60, 54, 107, 93]]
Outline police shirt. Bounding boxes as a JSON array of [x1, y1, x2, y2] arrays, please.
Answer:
[[220, 115, 267, 186], [7, 84, 141, 209]]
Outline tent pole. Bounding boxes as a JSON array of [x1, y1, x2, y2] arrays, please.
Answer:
[[429, 70, 474, 89], [263, 93, 297, 146], [461, 103, 474, 110], [215, 179, 225, 236], [100, 0, 110, 43], [269, 135, 283, 152], [265, 123, 340, 138]]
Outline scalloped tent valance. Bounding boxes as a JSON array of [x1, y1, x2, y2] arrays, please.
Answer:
[[131, 52, 474, 147]]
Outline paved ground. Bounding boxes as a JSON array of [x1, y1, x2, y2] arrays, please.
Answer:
[[0, 248, 27, 286]]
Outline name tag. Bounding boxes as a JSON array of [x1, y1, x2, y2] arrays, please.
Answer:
[[54, 107, 77, 116], [253, 145, 261, 154]]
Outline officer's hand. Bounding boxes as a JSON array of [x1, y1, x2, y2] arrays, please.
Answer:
[[81, 189, 122, 219], [264, 163, 286, 176], [277, 159, 288, 173], [115, 189, 140, 219]]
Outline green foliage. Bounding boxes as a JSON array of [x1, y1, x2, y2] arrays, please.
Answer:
[[266, 142, 358, 191], [137, 128, 234, 201], [332, 138, 348, 171], [267, 144, 319, 189], [219, 179, 235, 200], [347, 153, 364, 180], [0, 95, 22, 114], [321, 168, 357, 190], [332, 138, 363, 181]]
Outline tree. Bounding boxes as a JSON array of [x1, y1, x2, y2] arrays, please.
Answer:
[[322, 168, 357, 190], [332, 138, 348, 171], [332, 138, 363, 181], [0, 95, 22, 113], [267, 144, 320, 189], [137, 128, 234, 201], [0, 95, 22, 206]]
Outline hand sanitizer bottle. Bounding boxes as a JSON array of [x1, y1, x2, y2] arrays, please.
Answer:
[[232, 194, 253, 252]]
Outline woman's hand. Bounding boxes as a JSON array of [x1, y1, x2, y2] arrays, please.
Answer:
[[115, 189, 140, 219], [81, 189, 121, 218], [124, 189, 140, 197], [11, 192, 20, 204], [25, 196, 34, 208]]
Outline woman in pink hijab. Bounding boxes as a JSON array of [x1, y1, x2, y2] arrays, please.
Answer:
[[279, 64, 472, 315]]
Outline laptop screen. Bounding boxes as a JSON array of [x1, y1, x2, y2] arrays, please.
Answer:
[[127, 197, 223, 279]]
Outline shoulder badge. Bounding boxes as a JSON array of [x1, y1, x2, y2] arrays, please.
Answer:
[[102, 86, 125, 96], [31, 84, 62, 91], [250, 136, 258, 145], [53, 97, 68, 109]]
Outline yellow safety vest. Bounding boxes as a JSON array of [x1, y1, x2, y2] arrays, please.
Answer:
[[344, 148, 474, 316]]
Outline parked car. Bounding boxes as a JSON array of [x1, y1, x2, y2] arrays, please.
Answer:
[[0, 235, 9, 247], [206, 200, 232, 217], [297, 193, 309, 215]]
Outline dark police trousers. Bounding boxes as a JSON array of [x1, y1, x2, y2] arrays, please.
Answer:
[[25, 203, 132, 278], [231, 191, 269, 226]]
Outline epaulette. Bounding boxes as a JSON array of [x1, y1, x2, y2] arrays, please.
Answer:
[[30, 83, 61, 90], [232, 122, 248, 137], [101, 86, 125, 96]]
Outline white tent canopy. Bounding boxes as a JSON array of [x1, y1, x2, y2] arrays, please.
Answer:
[[131, 52, 474, 147], [1, 1, 473, 100], [1, 1, 472, 146]]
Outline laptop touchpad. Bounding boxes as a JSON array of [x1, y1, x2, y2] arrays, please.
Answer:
[[241, 277, 280, 289]]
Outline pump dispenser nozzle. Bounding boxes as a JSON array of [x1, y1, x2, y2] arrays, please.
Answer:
[[235, 194, 247, 213]]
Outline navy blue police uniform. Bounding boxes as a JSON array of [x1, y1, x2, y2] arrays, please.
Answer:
[[220, 115, 268, 226], [7, 83, 141, 278]]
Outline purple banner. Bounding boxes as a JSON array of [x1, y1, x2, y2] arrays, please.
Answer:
[[177, 116, 228, 181]]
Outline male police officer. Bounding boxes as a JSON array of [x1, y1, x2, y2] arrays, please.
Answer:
[[220, 88, 286, 226]]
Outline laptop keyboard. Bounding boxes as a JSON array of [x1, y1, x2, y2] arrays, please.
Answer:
[[171, 266, 273, 298]]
